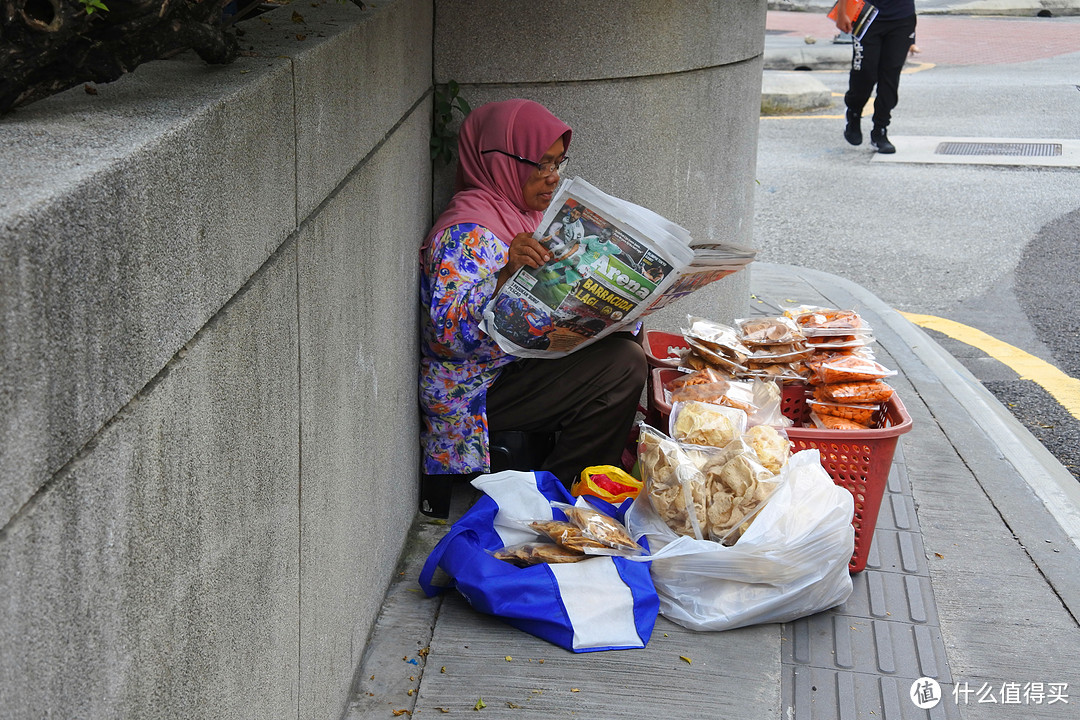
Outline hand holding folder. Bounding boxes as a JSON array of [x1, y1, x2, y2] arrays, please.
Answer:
[[828, 0, 879, 41]]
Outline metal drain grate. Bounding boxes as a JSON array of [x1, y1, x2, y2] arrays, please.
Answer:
[[935, 141, 1062, 157]]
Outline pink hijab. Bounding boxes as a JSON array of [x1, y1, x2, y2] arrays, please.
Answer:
[[425, 99, 572, 250]]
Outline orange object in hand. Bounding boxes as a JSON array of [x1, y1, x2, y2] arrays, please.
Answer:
[[572, 465, 644, 504]]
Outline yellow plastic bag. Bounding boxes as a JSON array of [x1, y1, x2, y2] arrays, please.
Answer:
[[572, 465, 644, 504]]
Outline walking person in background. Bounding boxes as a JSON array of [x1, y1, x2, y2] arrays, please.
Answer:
[[835, 0, 917, 154]]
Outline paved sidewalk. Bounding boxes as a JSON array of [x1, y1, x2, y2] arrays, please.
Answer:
[[347, 263, 1080, 719]]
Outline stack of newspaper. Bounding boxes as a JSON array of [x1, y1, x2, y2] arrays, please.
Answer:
[[482, 176, 755, 358]]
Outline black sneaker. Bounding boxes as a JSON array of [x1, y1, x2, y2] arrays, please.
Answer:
[[870, 126, 896, 154], [843, 110, 862, 146]]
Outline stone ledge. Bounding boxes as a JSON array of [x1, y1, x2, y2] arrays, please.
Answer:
[[761, 70, 834, 114]]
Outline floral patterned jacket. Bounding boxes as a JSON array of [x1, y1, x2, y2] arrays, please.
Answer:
[[419, 223, 515, 475]]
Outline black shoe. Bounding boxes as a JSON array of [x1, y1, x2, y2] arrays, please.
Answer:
[[843, 110, 862, 146], [870, 126, 896, 154], [419, 473, 452, 518]]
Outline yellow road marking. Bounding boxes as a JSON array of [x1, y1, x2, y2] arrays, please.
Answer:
[[901, 311, 1080, 422]]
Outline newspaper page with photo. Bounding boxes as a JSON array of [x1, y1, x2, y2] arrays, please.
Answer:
[[482, 177, 696, 358], [639, 241, 757, 315]]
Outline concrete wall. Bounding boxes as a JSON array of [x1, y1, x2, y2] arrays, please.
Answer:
[[433, 0, 767, 321], [0, 0, 431, 718], [0, 0, 765, 718]]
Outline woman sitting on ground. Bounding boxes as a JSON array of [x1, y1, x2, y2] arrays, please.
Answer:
[[418, 98, 647, 517]]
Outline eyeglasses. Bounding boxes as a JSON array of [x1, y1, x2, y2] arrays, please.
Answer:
[[481, 148, 569, 178]]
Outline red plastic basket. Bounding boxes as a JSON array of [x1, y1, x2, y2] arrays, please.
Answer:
[[643, 332, 689, 428], [643, 330, 688, 368], [786, 387, 912, 573], [647, 370, 913, 573]]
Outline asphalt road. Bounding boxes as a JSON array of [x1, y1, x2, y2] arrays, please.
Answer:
[[753, 12, 1080, 479]]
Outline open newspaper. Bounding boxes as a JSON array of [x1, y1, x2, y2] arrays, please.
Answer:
[[481, 177, 755, 358]]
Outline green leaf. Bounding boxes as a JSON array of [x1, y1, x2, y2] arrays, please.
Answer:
[[431, 79, 469, 167]]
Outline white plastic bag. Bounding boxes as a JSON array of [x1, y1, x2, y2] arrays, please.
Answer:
[[624, 449, 855, 631]]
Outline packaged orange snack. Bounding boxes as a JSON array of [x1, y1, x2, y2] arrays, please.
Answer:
[[813, 381, 895, 404], [790, 307, 863, 332], [736, 316, 806, 345], [666, 367, 728, 391], [571, 465, 644, 504], [810, 412, 870, 431], [805, 333, 873, 350], [808, 354, 896, 384], [667, 373, 757, 412], [806, 334, 857, 344], [807, 399, 879, 426]]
